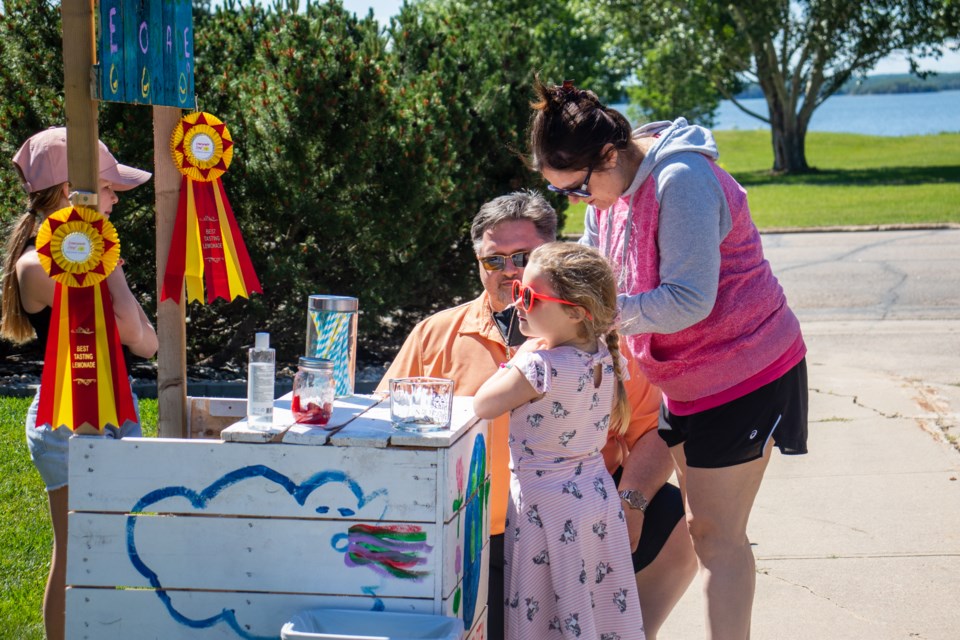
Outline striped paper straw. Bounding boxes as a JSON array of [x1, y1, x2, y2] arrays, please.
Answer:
[[312, 311, 351, 396]]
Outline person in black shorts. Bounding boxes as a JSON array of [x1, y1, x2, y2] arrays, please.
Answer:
[[528, 79, 809, 639]]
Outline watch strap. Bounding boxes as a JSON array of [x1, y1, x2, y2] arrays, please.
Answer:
[[619, 489, 649, 513]]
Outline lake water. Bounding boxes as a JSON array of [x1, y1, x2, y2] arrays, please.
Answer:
[[616, 90, 960, 136]]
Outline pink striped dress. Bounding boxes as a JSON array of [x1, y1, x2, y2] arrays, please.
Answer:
[[503, 341, 645, 640]]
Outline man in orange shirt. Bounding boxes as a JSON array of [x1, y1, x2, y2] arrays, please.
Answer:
[[379, 191, 695, 639]]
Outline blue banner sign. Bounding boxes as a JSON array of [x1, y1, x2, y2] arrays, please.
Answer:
[[97, 0, 194, 108]]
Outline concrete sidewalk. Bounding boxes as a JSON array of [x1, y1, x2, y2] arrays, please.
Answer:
[[661, 231, 960, 639]]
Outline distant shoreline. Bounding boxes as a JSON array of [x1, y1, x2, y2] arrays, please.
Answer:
[[733, 72, 960, 99]]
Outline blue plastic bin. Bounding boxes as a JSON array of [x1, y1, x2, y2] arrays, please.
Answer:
[[280, 608, 463, 640]]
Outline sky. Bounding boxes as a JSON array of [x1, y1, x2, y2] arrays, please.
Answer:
[[341, 0, 960, 76]]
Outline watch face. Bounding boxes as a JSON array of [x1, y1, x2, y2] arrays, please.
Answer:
[[620, 490, 646, 511]]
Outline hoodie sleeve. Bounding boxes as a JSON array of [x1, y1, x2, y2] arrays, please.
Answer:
[[618, 153, 732, 335], [578, 205, 599, 247]]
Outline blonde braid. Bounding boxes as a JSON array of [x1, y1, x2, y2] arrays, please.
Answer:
[[605, 329, 630, 437]]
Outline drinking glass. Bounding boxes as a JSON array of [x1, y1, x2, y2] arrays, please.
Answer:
[[388, 377, 455, 432]]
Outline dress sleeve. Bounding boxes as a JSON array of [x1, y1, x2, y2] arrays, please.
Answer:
[[513, 350, 551, 394]]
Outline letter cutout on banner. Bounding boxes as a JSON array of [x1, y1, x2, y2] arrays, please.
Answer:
[[34, 206, 137, 432], [162, 112, 261, 304]]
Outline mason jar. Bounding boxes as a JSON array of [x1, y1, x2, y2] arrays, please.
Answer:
[[291, 357, 336, 427]]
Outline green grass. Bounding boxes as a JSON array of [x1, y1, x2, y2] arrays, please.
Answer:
[[0, 397, 158, 637], [560, 131, 960, 236]]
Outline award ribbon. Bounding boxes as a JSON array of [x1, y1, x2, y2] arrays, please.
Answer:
[[162, 112, 261, 304], [34, 205, 137, 433]]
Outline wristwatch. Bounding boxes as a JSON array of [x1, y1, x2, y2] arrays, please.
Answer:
[[619, 489, 649, 513]]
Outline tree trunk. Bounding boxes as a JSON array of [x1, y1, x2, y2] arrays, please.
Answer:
[[768, 101, 811, 173]]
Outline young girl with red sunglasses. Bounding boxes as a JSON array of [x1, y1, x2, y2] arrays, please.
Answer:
[[474, 242, 646, 640]]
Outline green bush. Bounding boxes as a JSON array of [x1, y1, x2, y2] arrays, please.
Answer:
[[0, 0, 573, 368]]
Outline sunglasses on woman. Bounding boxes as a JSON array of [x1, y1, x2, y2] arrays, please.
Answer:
[[478, 251, 530, 272], [512, 280, 592, 319], [546, 164, 593, 198]]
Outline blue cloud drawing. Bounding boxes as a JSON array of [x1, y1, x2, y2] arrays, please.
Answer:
[[125, 465, 388, 640]]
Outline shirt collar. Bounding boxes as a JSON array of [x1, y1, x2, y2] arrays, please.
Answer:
[[460, 291, 506, 345]]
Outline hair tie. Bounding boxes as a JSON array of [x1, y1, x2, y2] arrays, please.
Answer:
[[609, 310, 622, 333], [555, 80, 606, 112]]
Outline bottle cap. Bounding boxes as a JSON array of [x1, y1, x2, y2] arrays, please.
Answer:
[[255, 332, 270, 349]]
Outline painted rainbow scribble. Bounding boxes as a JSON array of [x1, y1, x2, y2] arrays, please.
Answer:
[[343, 523, 432, 580]]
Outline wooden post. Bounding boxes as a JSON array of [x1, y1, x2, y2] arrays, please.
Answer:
[[61, 0, 100, 436], [61, 0, 98, 199], [153, 105, 188, 438]]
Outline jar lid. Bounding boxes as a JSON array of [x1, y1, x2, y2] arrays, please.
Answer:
[[298, 356, 335, 369], [307, 295, 358, 312]]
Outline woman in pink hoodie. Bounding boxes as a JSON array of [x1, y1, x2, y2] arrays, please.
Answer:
[[529, 78, 808, 639]]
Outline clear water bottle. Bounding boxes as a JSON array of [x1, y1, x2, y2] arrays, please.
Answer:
[[247, 332, 275, 428], [291, 357, 335, 427]]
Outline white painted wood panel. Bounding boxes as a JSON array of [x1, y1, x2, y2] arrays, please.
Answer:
[[66, 588, 440, 640], [68, 512, 440, 598], [322, 404, 394, 448], [69, 438, 439, 522]]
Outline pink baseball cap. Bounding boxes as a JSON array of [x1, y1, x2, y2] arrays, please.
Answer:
[[12, 126, 151, 193]]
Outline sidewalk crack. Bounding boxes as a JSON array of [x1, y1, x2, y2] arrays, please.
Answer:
[[757, 569, 878, 625], [809, 386, 902, 420]]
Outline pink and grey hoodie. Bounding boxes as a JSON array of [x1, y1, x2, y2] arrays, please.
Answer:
[[581, 118, 805, 411]]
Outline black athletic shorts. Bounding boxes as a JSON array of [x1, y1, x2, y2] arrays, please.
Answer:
[[658, 358, 808, 468], [488, 533, 505, 639], [612, 468, 685, 572]]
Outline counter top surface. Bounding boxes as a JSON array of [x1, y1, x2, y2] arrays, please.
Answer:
[[220, 394, 480, 448]]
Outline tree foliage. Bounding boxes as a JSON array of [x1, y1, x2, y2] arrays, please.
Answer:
[[605, 0, 960, 173], [0, 0, 578, 369]]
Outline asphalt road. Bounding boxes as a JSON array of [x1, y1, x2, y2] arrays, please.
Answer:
[[763, 228, 960, 385]]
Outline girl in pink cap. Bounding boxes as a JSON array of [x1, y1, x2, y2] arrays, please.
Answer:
[[1, 127, 157, 640]]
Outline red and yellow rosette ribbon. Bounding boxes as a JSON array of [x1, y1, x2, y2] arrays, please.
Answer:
[[34, 205, 137, 434], [161, 112, 261, 304]]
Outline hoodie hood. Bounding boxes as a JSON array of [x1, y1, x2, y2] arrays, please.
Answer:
[[622, 118, 719, 197]]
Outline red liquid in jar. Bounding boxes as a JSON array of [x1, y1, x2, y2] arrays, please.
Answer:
[[291, 395, 333, 425]]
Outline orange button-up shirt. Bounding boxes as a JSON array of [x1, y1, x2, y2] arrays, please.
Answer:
[[378, 292, 660, 535]]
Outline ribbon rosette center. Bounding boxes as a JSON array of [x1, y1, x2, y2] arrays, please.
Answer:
[[36, 206, 117, 288]]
